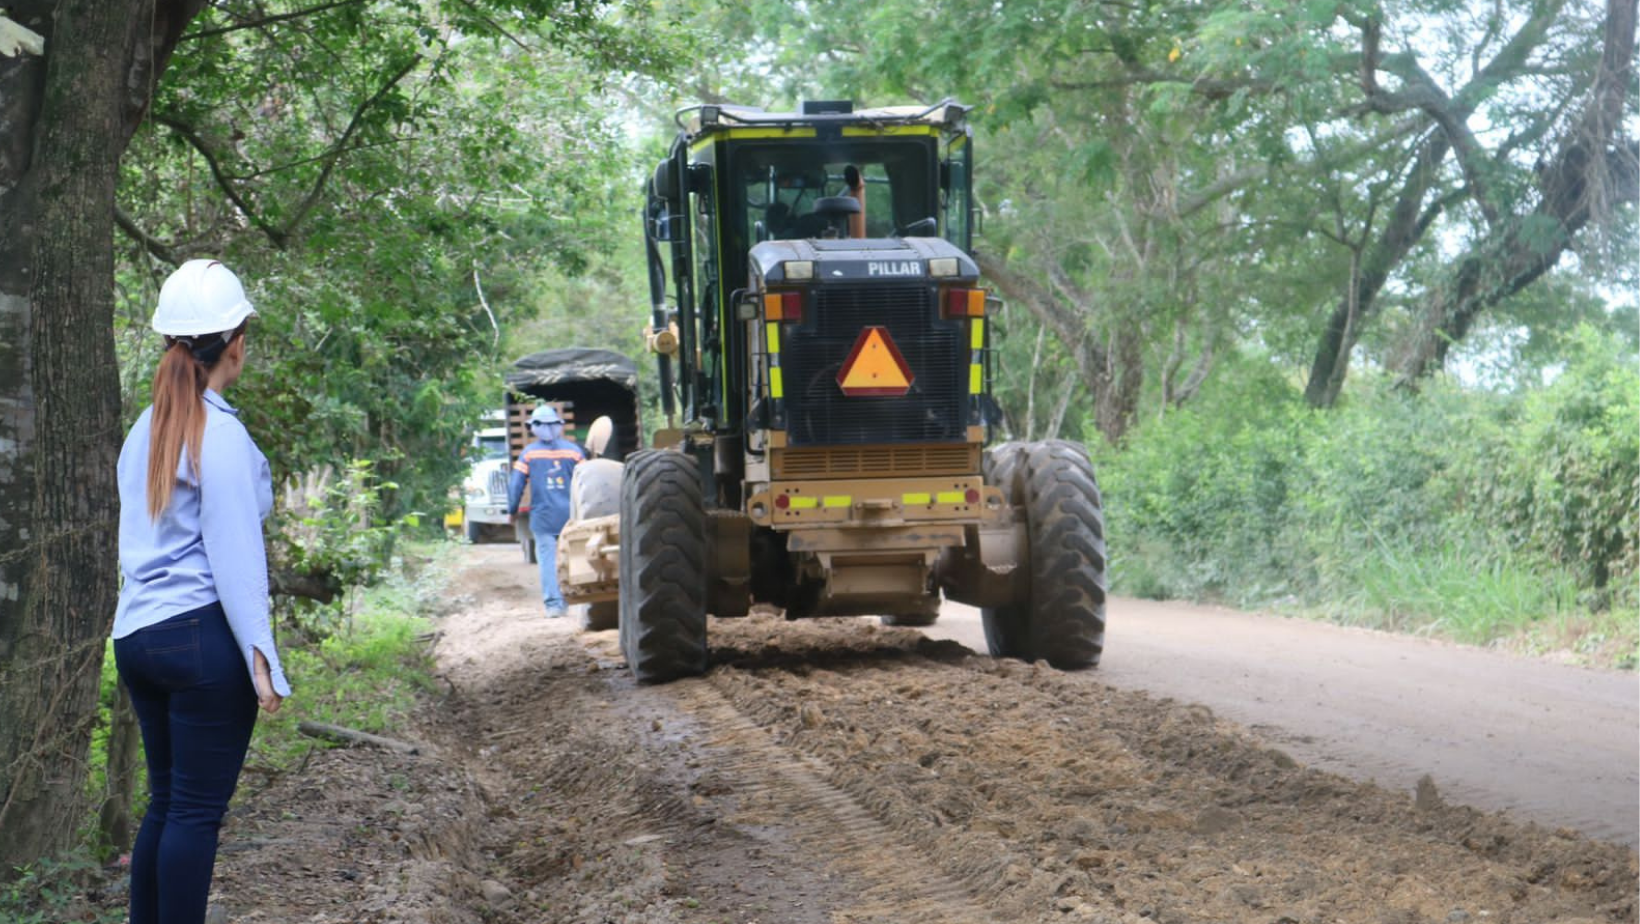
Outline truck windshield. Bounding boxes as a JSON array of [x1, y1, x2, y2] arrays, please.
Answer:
[[475, 435, 508, 460], [734, 140, 936, 244]]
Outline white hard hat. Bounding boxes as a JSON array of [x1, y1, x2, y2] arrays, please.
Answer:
[[529, 405, 563, 425], [152, 259, 257, 337]]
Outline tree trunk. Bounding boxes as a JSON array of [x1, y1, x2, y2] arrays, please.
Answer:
[[0, 0, 203, 876], [97, 683, 141, 858], [1303, 132, 1451, 407], [975, 250, 1144, 444], [1396, 0, 1638, 381], [1093, 327, 1143, 443]]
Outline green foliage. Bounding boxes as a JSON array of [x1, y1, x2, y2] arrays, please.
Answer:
[[1096, 344, 1637, 658], [0, 850, 121, 924], [1484, 325, 1640, 605], [250, 542, 450, 770], [116, 0, 681, 533], [277, 459, 404, 628]]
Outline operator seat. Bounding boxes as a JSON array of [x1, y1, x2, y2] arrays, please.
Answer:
[[789, 195, 861, 239]]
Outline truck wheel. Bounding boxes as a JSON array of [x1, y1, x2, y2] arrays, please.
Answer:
[[578, 601, 619, 631], [618, 451, 708, 683], [980, 442, 1031, 659], [465, 518, 482, 544]]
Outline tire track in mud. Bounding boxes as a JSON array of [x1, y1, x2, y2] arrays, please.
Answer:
[[664, 676, 1016, 924], [688, 614, 1638, 924]]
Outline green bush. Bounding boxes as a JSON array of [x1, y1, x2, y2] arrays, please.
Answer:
[[1094, 335, 1636, 658]]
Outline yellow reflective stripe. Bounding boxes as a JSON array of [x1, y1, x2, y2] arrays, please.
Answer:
[[696, 128, 818, 153], [970, 364, 983, 393], [723, 127, 818, 139], [902, 492, 932, 505], [766, 322, 780, 354], [822, 495, 851, 508], [936, 491, 966, 504], [788, 496, 819, 509], [769, 366, 784, 398], [970, 318, 984, 350], [841, 125, 940, 137]]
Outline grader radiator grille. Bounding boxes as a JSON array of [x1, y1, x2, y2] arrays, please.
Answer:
[[780, 286, 967, 445], [773, 444, 978, 479]]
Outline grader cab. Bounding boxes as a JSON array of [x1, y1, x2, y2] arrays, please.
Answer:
[[564, 100, 1107, 683]]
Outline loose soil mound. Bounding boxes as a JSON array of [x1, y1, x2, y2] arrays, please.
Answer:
[[195, 548, 1635, 923]]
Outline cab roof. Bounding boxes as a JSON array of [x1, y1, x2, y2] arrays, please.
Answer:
[[680, 99, 968, 137]]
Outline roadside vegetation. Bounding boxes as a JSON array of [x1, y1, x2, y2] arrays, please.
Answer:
[[1094, 323, 1638, 667]]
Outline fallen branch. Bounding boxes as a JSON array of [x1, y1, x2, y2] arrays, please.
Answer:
[[297, 721, 419, 755]]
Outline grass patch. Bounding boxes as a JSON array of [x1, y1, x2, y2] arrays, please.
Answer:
[[0, 850, 122, 924], [249, 540, 453, 769]]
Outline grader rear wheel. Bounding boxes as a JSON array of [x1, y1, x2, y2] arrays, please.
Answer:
[[983, 440, 1107, 669], [980, 442, 1031, 659], [618, 451, 708, 683]]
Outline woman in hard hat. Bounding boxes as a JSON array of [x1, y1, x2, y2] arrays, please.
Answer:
[[112, 259, 290, 924], [508, 403, 585, 617]]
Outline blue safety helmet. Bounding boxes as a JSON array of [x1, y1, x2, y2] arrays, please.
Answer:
[[528, 405, 563, 426]]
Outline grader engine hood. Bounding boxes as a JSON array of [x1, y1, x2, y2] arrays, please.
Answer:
[[750, 237, 979, 284], [751, 237, 985, 448]]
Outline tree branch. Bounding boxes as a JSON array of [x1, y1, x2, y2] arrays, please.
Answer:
[[151, 113, 288, 247], [178, 0, 371, 42], [280, 54, 421, 241], [113, 208, 178, 264]]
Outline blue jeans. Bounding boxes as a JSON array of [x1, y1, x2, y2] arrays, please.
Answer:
[[115, 602, 258, 924], [536, 529, 563, 610]]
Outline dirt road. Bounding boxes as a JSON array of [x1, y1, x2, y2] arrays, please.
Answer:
[[207, 545, 1637, 923], [924, 600, 1640, 848]]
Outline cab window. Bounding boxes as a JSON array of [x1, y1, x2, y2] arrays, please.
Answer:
[[733, 141, 936, 244]]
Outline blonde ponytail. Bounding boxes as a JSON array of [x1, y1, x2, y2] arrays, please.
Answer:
[[145, 342, 210, 521]]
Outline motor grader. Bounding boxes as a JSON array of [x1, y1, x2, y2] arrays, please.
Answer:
[[557, 99, 1107, 683]]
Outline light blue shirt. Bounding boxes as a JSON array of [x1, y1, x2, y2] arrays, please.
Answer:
[[113, 389, 291, 696]]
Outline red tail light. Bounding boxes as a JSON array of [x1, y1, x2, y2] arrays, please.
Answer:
[[943, 288, 985, 318], [764, 290, 804, 323]]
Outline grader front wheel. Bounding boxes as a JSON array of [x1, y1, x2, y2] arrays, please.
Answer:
[[617, 451, 708, 683], [984, 440, 1107, 669]]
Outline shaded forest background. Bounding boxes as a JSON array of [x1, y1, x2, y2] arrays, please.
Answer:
[[0, 0, 1634, 887]]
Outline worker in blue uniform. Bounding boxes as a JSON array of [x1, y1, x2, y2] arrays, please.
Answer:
[[508, 404, 584, 617]]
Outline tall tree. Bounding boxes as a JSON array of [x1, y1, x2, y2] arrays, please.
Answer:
[[0, 0, 206, 874], [1, 0, 674, 874]]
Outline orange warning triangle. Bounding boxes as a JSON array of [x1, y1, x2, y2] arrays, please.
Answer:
[[837, 326, 914, 396]]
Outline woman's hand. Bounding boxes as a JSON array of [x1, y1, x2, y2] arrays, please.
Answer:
[[252, 648, 284, 714]]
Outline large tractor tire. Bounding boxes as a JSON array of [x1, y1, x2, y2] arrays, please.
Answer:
[[983, 440, 1107, 669], [618, 451, 708, 683], [980, 442, 1031, 659]]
